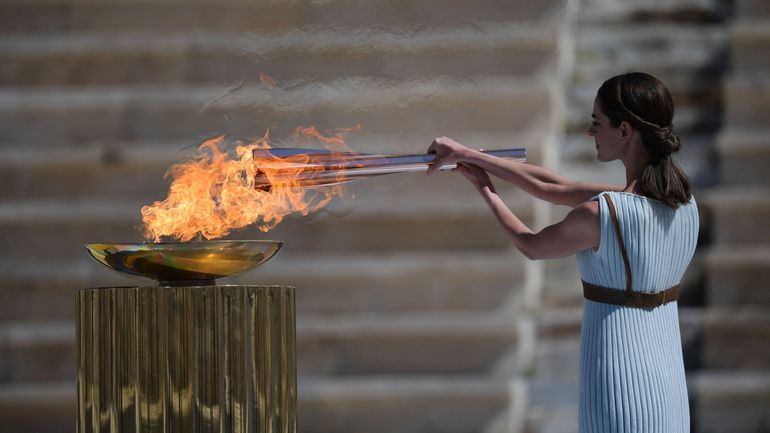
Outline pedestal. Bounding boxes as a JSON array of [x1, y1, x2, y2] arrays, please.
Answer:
[[76, 285, 296, 433]]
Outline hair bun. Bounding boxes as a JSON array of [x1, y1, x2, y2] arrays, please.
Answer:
[[654, 125, 680, 157]]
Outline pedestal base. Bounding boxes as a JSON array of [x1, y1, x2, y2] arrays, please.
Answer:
[[77, 285, 296, 433]]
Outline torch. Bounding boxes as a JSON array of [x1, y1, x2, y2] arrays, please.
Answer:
[[252, 148, 527, 190]]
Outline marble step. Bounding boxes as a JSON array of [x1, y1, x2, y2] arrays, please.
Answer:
[[702, 187, 770, 245], [0, 0, 566, 33], [0, 383, 75, 433], [724, 74, 770, 130], [530, 308, 709, 433], [0, 25, 556, 86], [716, 129, 770, 186], [576, 0, 726, 24], [566, 99, 717, 137], [702, 307, 770, 369], [0, 376, 517, 433], [730, 20, 770, 76], [0, 250, 528, 321], [298, 312, 521, 376], [0, 78, 552, 144], [573, 23, 727, 88], [0, 179, 533, 259], [0, 131, 547, 200], [560, 132, 717, 188], [541, 257, 583, 309], [704, 246, 770, 306], [300, 376, 517, 433], [525, 378, 579, 433], [690, 371, 770, 433], [0, 313, 521, 383], [736, 0, 770, 19], [535, 307, 705, 372]]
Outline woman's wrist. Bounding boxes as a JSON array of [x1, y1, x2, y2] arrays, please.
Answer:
[[455, 146, 479, 163], [463, 147, 493, 166]]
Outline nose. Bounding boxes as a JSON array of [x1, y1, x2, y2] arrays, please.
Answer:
[[587, 125, 596, 136]]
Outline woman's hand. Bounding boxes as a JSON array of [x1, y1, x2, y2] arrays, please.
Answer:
[[426, 136, 473, 175], [455, 163, 496, 193]]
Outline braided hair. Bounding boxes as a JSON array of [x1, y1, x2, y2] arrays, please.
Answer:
[[596, 72, 691, 208]]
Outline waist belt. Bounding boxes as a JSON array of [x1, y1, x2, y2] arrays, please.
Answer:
[[582, 280, 679, 308], [583, 194, 681, 309]]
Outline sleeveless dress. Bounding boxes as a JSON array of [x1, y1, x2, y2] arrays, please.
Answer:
[[575, 191, 699, 433]]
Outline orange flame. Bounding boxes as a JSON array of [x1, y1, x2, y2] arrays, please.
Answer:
[[140, 126, 360, 242], [259, 72, 277, 89]]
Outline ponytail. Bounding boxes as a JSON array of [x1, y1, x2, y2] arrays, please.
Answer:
[[637, 155, 691, 209]]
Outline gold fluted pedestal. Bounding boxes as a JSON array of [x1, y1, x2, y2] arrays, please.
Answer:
[[77, 285, 296, 433]]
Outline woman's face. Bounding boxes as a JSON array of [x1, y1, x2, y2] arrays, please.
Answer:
[[588, 97, 622, 162]]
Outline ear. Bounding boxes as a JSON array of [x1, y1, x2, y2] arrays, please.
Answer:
[[619, 121, 633, 143]]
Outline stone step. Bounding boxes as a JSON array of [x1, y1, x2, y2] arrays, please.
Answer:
[[0, 131, 546, 200], [0, 0, 566, 33], [724, 74, 770, 130], [730, 20, 770, 76], [0, 313, 520, 383], [576, 0, 726, 24], [702, 187, 770, 245], [298, 313, 521, 376], [0, 78, 552, 144], [566, 99, 716, 136], [704, 246, 770, 306], [736, 0, 770, 19], [573, 23, 727, 89], [0, 250, 528, 321], [0, 176, 533, 259], [0, 383, 75, 433], [541, 241, 707, 310], [300, 376, 517, 433], [535, 307, 705, 372], [0, 25, 556, 86], [525, 378, 579, 433], [541, 257, 583, 309], [716, 129, 770, 186], [0, 376, 517, 433], [537, 307, 583, 341], [0, 323, 74, 384], [690, 371, 770, 433], [702, 307, 770, 369], [560, 132, 717, 188], [533, 335, 581, 381]]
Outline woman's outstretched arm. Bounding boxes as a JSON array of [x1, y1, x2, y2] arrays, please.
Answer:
[[454, 163, 600, 260], [428, 137, 621, 207]]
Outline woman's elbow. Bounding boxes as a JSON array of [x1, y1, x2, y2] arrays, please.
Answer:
[[511, 235, 544, 261]]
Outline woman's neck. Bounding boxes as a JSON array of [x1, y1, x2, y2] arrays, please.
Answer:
[[621, 142, 652, 193]]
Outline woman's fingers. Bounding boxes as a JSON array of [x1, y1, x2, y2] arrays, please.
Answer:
[[427, 138, 448, 175], [427, 136, 469, 175]]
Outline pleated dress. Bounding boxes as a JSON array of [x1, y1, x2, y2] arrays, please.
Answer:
[[575, 191, 699, 433]]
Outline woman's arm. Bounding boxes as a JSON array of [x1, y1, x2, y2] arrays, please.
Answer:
[[455, 163, 600, 260], [428, 137, 621, 207]]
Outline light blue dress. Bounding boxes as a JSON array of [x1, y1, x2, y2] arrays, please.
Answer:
[[576, 191, 699, 433]]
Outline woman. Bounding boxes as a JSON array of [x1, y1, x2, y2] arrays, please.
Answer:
[[428, 72, 697, 433]]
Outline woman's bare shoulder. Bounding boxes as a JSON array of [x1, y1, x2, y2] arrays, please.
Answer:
[[575, 198, 600, 215], [564, 199, 600, 230]]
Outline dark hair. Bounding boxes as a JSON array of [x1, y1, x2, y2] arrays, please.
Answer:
[[596, 72, 691, 208]]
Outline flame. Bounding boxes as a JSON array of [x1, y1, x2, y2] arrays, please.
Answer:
[[259, 72, 277, 89], [140, 126, 360, 242]]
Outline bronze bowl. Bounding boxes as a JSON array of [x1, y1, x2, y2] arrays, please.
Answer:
[[85, 240, 283, 286]]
